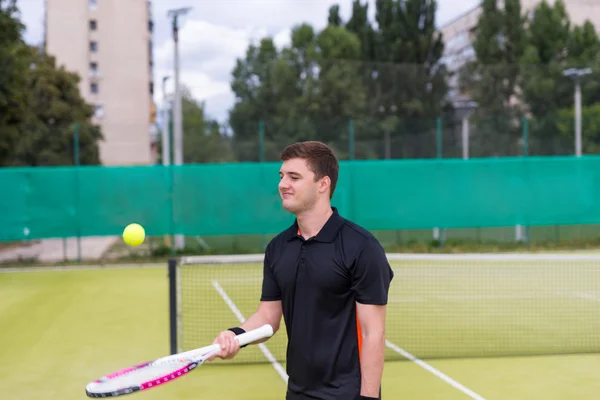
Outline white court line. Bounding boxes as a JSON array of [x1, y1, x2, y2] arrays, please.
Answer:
[[390, 293, 547, 303], [385, 340, 487, 400], [211, 280, 288, 383], [572, 292, 600, 302], [0, 263, 163, 273], [390, 293, 575, 303], [390, 291, 600, 304]]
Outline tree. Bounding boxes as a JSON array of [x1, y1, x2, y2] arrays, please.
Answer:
[[568, 21, 600, 64], [0, 1, 103, 166], [520, 0, 572, 117], [229, 24, 367, 160], [457, 0, 527, 156], [310, 24, 367, 158], [365, 0, 450, 158], [327, 5, 342, 26], [179, 87, 234, 164], [369, 0, 448, 116], [556, 103, 600, 154], [567, 21, 600, 106], [460, 0, 526, 116], [229, 0, 450, 160], [7, 47, 103, 166], [520, 0, 600, 155], [0, 0, 27, 164], [228, 37, 287, 161], [344, 0, 377, 79]]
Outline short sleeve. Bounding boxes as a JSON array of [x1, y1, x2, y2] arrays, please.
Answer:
[[350, 239, 394, 305], [260, 248, 281, 301]]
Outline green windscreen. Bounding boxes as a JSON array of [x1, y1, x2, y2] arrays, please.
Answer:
[[1, 156, 599, 241]]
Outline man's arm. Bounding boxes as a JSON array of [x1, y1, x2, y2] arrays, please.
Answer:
[[210, 300, 282, 360], [356, 303, 386, 398], [212, 248, 283, 360], [350, 238, 394, 399], [240, 300, 283, 343]]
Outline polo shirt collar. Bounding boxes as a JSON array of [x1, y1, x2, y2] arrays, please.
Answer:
[[285, 207, 345, 242]]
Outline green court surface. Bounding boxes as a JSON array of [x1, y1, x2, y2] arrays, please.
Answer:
[[2, 261, 600, 400]]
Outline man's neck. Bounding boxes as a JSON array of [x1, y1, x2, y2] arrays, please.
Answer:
[[296, 203, 333, 239]]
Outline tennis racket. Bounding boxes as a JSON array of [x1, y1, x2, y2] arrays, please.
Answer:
[[85, 324, 274, 397]]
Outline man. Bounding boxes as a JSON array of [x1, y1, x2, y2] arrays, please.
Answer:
[[211, 141, 394, 400]]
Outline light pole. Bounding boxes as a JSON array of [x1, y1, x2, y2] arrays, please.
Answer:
[[167, 7, 191, 250], [563, 67, 592, 156], [162, 76, 170, 166], [167, 7, 191, 167], [453, 100, 478, 160]]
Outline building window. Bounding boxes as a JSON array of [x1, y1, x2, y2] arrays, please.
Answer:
[[90, 41, 97, 52], [91, 83, 98, 93], [150, 82, 154, 95], [89, 62, 98, 78], [94, 104, 104, 117], [89, 0, 97, 9], [90, 20, 97, 30]]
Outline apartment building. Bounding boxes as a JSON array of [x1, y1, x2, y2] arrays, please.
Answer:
[[44, 0, 155, 165], [440, 0, 600, 102]]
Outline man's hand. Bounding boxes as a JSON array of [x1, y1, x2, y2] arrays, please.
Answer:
[[209, 330, 240, 361], [208, 301, 283, 361]]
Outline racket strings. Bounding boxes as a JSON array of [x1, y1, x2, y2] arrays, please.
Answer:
[[88, 359, 193, 393]]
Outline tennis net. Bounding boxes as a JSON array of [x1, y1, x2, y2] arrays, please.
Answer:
[[169, 252, 600, 364]]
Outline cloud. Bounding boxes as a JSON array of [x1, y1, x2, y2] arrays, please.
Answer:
[[152, 18, 271, 122]]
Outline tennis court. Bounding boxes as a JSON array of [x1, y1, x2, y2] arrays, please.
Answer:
[[2, 253, 600, 399]]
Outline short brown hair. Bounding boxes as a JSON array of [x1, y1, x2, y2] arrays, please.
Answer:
[[280, 141, 339, 199]]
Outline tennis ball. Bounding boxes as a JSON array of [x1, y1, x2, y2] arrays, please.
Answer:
[[123, 223, 145, 247]]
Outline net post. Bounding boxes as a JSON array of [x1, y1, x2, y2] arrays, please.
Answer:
[[168, 257, 177, 355]]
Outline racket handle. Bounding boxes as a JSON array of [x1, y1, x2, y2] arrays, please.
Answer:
[[235, 324, 274, 347]]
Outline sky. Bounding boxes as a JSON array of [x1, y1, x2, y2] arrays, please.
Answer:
[[14, 0, 481, 123]]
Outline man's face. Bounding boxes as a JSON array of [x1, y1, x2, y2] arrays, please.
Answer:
[[278, 158, 323, 214]]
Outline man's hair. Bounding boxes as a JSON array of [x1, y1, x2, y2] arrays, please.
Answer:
[[280, 141, 339, 199]]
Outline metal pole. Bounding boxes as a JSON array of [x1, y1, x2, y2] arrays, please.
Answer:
[[168, 258, 178, 355], [173, 18, 182, 166], [462, 116, 469, 160], [436, 117, 442, 158], [162, 76, 170, 165], [173, 18, 184, 251], [73, 124, 81, 263], [575, 80, 582, 157], [168, 7, 191, 251], [563, 67, 591, 157]]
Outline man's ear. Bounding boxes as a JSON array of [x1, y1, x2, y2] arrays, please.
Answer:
[[319, 176, 331, 194]]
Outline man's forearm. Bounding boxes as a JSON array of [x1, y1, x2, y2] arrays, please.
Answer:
[[360, 332, 385, 398], [236, 303, 281, 344], [239, 312, 270, 332]]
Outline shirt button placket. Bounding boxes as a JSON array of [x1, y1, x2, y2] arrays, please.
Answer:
[[299, 242, 306, 271]]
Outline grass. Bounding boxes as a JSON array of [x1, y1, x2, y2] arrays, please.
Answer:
[[2, 257, 600, 399]]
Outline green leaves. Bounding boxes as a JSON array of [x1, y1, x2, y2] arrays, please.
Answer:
[[228, 0, 450, 160], [178, 88, 234, 164], [518, 0, 600, 154], [229, 21, 371, 160], [0, 2, 102, 166]]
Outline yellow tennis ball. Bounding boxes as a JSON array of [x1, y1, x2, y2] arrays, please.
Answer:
[[123, 223, 145, 246]]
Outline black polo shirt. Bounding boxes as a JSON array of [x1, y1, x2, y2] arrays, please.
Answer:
[[261, 207, 394, 400]]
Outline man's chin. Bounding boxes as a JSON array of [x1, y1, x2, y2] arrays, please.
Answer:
[[281, 200, 298, 213]]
